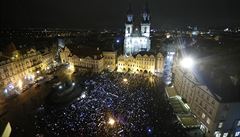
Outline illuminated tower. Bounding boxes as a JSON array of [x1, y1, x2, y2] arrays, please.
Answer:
[[125, 4, 133, 37], [141, 3, 151, 37], [124, 3, 151, 56]]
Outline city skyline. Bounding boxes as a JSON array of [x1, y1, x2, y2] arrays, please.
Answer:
[[1, 0, 240, 29]]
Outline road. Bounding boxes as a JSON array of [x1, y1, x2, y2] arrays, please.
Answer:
[[163, 52, 175, 85]]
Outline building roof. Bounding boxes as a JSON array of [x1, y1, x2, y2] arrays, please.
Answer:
[[66, 45, 103, 60], [133, 51, 155, 57], [194, 65, 240, 102], [181, 46, 240, 102]]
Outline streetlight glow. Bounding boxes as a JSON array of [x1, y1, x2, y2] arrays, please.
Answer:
[[80, 92, 86, 99], [180, 57, 194, 69], [108, 117, 115, 126], [123, 78, 128, 82], [17, 79, 23, 90], [59, 85, 63, 89]]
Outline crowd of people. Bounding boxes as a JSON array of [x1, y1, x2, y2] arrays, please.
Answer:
[[34, 72, 188, 137]]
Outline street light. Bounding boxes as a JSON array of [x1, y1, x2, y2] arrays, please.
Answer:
[[59, 85, 63, 89], [178, 57, 195, 95], [80, 92, 86, 99], [123, 78, 128, 82], [180, 57, 194, 69], [108, 117, 115, 126]]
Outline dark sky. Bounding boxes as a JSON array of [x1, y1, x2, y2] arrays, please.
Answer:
[[1, 0, 240, 29]]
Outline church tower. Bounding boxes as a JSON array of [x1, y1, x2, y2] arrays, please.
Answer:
[[141, 3, 151, 37], [125, 4, 133, 37], [124, 3, 151, 56]]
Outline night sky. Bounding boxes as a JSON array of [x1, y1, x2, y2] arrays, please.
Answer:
[[1, 0, 240, 29]]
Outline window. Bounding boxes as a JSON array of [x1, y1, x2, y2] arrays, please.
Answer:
[[127, 27, 130, 34], [144, 27, 147, 33], [207, 118, 211, 125], [209, 109, 213, 115], [237, 120, 240, 127], [235, 131, 240, 137], [214, 131, 221, 137], [218, 122, 223, 128], [223, 133, 228, 137], [202, 113, 206, 119]]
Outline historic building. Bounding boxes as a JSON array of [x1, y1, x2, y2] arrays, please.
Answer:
[[124, 4, 151, 56], [117, 52, 164, 74], [60, 47, 105, 73], [102, 51, 117, 71], [172, 53, 240, 137], [0, 48, 54, 92]]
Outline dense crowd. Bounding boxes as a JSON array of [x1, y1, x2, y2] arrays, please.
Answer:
[[34, 72, 188, 137]]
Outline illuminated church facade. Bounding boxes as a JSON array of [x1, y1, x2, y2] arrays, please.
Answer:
[[124, 4, 151, 56]]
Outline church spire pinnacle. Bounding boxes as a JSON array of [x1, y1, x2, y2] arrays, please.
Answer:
[[142, 1, 150, 23], [126, 3, 133, 24]]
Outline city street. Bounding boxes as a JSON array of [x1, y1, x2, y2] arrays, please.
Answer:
[[163, 52, 175, 85]]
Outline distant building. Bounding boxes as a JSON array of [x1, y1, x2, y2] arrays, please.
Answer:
[[124, 4, 151, 56], [60, 46, 164, 74], [103, 51, 117, 71], [60, 46, 105, 73], [117, 52, 164, 74], [0, 48, 54, 91]]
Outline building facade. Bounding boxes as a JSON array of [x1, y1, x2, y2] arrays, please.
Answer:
[[0, 48, 54, 94], [60, 47, 105, 73], [173, 61, 240, 137], [117, 52, 164, 74], [103, 51, 117, 71], [124, 4, 151, 56]]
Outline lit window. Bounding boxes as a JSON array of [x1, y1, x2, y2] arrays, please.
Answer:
[[223, 133, 228, 137], [237, 120, 240, 127], [202, 113, 206, 119], [235, 131, 240, 137], [207, 118, 211, 125], [214, 131, 221, 137], [218, 122, 223, 128]]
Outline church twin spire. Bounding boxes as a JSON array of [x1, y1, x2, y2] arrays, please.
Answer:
[[124, 2, 151, 56], [126, 2, 150, 24], [126, 4, 133, 24]]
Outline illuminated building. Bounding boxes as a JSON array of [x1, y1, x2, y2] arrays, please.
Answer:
[[117, 52, 164, 74], [0, 48, 54, 92], [60, 46, 164, 74], [103, 51, 117, 71], [172, 53, 240, 137], [60, 47, 105, 73], [124, 4, 151, 56]]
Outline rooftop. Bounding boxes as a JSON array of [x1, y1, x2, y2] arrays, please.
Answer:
[[66, 45, 103, 60], [180, 44, 240, 102]]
